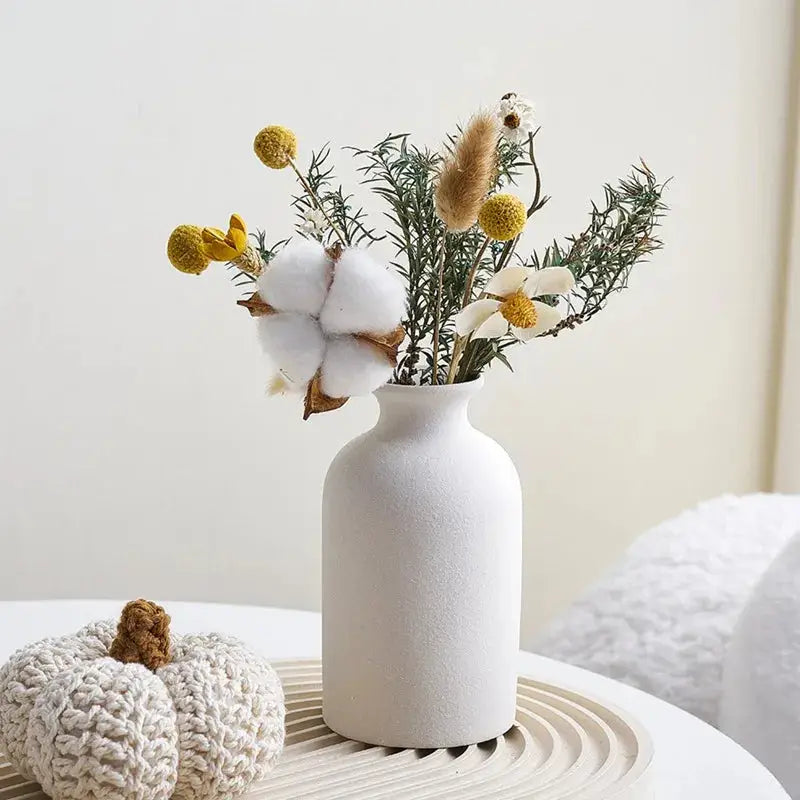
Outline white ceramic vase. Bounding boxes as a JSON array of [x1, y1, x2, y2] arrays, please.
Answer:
[[321, 377, 522, 748]]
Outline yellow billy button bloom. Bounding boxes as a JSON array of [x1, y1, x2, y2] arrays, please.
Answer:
[[201, 214, 248, 261], [253, 125, 298, 169], [478, 193, 527, 241], [167, 225, 211, 275], [455, 265, 575, 341]]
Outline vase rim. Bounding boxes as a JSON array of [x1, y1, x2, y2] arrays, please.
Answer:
[[376, 376, 484, 396]]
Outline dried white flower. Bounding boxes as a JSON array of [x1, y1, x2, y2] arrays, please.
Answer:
[[497, 93, 536, 144], [319, 247, 407, 336], [322, 337, 396, 398], [300, 208, 329, 237], [255, 240, 405, 402], [259, 238, 332, 316], [455, 265, 574, 341], [258, 311, 327, 388]]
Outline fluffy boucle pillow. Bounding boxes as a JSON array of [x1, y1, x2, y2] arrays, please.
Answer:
[[720, 530, 800, 797], [533, 493, 800, 725]]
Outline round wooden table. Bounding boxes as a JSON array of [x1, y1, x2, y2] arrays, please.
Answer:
[[0, 600, 789, 799]]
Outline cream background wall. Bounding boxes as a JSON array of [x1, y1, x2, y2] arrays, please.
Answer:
[[0, 0, 796, 644], [775, 2, 800, 493]]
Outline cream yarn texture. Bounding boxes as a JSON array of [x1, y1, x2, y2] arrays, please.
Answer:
[[27, 659, 179, 800], [0, 621, 285, 800]]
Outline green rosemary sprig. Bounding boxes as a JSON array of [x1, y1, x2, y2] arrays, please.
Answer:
[[286, 130, 666, 385], [290, 146, 382, 247], [538, 161, 668, 336], [349, 134, 528, 383], [455, 161, 668, 381], [253, 229, 288, 265], [349, 135, 443, 383]]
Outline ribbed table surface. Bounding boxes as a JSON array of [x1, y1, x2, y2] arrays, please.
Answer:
[[0, 601, 789, 799], [2, 659, 653, 799]]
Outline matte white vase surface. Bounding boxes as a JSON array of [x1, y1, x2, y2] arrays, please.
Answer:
[[321, 376, 522, 748]]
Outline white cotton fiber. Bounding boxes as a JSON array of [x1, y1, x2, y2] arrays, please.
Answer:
[[321, 336, 394, 397], [319, 247, 405, 335], [258, 239, 332, 316], [258, 312, 325, 387]]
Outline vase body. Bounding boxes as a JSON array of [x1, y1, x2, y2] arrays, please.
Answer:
[[321, 377, 522, 748]]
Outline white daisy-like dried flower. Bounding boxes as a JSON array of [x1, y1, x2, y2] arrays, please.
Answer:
[[497, 93, 536, 144], [300, 207, 329, 237], [455, 265, 574, 341], [240, 239, 406, 418]]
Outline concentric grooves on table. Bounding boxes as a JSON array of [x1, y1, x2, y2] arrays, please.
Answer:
[[0, 659, 654, 800]]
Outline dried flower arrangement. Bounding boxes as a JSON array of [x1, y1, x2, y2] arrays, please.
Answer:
[[167, 93, 668, 417]]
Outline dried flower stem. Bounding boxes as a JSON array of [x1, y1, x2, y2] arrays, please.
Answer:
[[461, 236, 490, 309], [444, 234, 490, 384], [494, 130, 546, 274], [526, 128, 544, 214], [446, 335, 467, 384], [431, 238, 447, 384], [289, 158, 347, 246]]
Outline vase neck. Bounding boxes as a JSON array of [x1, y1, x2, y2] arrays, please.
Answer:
[[373, 379, 483, 437]]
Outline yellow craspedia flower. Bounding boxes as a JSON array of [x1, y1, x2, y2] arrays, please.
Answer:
[[253, 125, 298, 169], [478, 193, 527, 242], [202, 213, 248, 261], [167, 225, 210, 274]]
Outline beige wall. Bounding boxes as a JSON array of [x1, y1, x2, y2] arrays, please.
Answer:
[[775, 2, 800, 493], [0, 0, 796, 645]]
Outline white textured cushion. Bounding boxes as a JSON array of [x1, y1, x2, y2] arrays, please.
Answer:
[[720, 530, 800, 797], [533, 493, 800, 725]]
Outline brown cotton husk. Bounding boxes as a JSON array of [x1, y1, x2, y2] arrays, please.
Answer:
[[435, 113, 499, 232], [325, 241, 344, 262], [304, 327, 404, 419], [304, 372, 349, 420], [237, 291, 275, 316], [356, 325, 406, 364]]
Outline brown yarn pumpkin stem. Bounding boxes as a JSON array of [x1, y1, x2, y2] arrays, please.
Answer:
[[109, 599, 171, 671]]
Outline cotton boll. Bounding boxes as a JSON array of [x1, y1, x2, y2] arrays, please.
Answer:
[[319, 247, 405, 336], [321, 336, 394, 397], [257, 312, 325, 387], [258, 239, 332, 316]]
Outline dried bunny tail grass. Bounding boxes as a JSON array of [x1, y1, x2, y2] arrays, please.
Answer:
[[435, 113, 499, 232]]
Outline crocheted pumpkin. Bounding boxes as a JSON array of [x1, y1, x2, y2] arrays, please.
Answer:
[[0, 600, 285, 800]]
